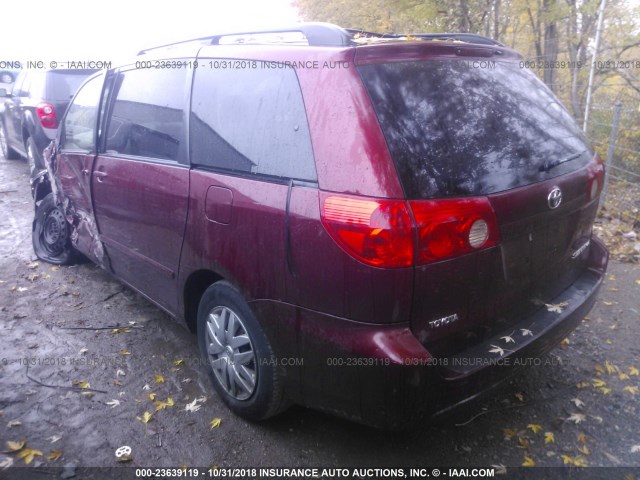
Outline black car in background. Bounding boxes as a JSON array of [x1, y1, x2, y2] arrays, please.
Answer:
[[0, 69, 97, 174]]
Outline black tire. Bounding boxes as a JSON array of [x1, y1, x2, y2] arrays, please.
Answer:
[[32, 193, 76, 265], [0, 123, 19, 160], [197, 281, 288, 421], [26, 136, 44, 176]]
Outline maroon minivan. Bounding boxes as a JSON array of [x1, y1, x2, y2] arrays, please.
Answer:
[[31, 24, 608, 428]]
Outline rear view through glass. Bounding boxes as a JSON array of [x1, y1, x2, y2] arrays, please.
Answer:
[[47, 70, 96, 102], [358, 60, 593, 199]]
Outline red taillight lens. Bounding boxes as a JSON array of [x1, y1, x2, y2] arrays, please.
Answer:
[[587, 154, 605, 201], [410, 197, 500, 265], [321, 194, 414, 267], [36, 103, 57, 129]]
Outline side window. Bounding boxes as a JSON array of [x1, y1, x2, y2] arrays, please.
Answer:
[[105, 68, 186, 162], [61, 74, 104, 152], [190, 63, 316, 182]]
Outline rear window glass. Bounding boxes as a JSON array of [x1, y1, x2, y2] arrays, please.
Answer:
[[47, 70, 96, 102], [358, 60, 592, 199]]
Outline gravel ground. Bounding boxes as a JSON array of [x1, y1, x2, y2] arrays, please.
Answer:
[[1, 152, 639, 479]]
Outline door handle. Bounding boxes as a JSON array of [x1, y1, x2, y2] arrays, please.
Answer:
[[93, 171, 108, 183]]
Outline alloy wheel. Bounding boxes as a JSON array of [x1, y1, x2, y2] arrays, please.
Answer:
[[205, 305, 257, 400]]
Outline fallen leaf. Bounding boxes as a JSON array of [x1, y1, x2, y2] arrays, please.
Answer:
[[629, 366, 639, 376], [571, 398, 585, 408], [527, 424, 543, 434], [567, 413, 586, 424], [560, 338, 570, 347], [16, 447, 42, 465], [154, 397, 175, 411], [522, 455, 535, 467], [578, 445, 590, 455], [111, 328, 131, 334], [500, 334, 515, 344], [209, 418, 222, 429], [72, 380, 91, 389], [116, 369, 126, 377], [136, 411, 153, 424], [142, 384, 151, 391], [605, 452, 622, 465], [604, 360, 618, 374], [106, 399, 121, 408], [520, 329, 533, 337], [46, 450, 62, 461], [490, 464, 507, 475], [598, 386, 612, 395], [602, 301, 614, 306], [503, 428, 517, 440], [518, 437, 530, 449], [50, 266, 59, 272], [619, 372, 630, 381], [154, 374, 165, 384], [544, 432, 555, 444], [119, 349, 131, 356], [26, 262, 39, 270], [147, 393, 157, 401], [594, 365, 605, 375], [576, 381, 590, 389], [624, 386, 638, 395], [546, 301, 568, 313], [577, 433, 587, 444], [17, 287, 28, 292], [173, 359, 185, 367], [592, 378, 607, 388], [0, 456, 13, 469], [630, 445, 640, 453], [5, 440, 25, 452], [7, 420, 21, 428], [184, 397, 207, 413], [47, 435, 61, 444], [489, 345, 505, 357], [79, 347, 88, 355], [515, 392, 524, 402]]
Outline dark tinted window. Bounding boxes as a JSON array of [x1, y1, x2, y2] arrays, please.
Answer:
[[105, 68, 186, 162], [62, 74, 104, 152], [46, 70, 96, 102], [190, 64, 316, 181], [358, 60, 592, 199]]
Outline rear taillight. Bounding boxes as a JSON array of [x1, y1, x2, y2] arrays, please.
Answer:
[[587, 155, 605, 202], [320, 194, 500, 268], [36, 103, 57, 129], [320, 194, 414, 268], [410, 197, 500, 265]]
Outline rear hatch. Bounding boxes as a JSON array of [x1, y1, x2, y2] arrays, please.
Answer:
[[357, 48, 603, 357]]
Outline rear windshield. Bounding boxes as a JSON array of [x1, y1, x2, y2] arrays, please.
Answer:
[[358, 60, 592, 199], [46, 70, 96, 102]]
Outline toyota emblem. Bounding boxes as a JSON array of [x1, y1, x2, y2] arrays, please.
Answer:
[[548, 187, 562, 209]]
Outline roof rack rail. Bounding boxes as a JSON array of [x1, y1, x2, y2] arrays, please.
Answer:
[[346, 28, 504, 47], [138, 23, 353, 55]]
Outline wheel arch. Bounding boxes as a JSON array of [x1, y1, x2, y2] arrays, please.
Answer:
[[182, 269, 224, 333]]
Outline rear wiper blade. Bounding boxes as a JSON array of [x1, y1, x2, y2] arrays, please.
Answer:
[[540, 150, 587, 172]]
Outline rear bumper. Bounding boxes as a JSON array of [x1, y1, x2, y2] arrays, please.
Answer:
[[292, 237, 608, 428]]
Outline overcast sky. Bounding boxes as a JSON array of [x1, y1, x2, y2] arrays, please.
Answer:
[[0, 0, 301, 64]]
